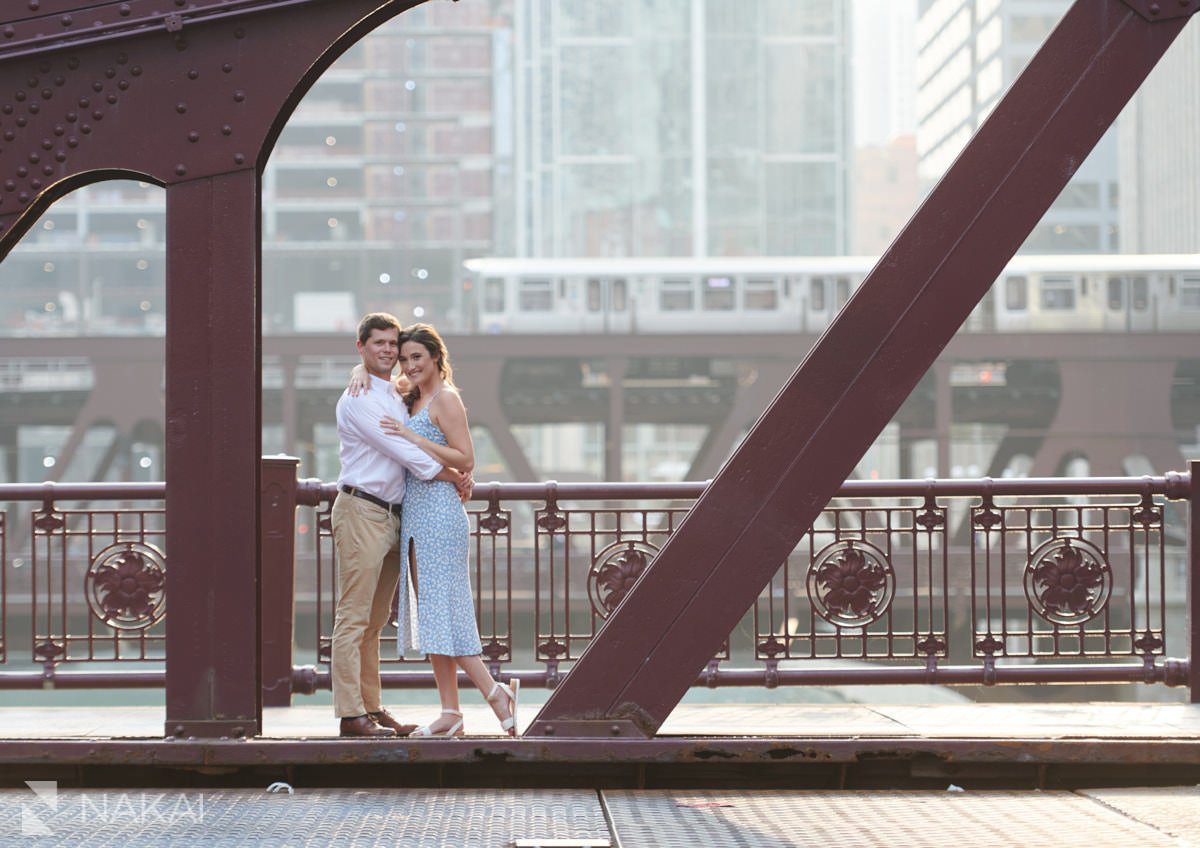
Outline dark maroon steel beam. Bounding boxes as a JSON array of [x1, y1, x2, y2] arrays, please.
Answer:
[[529, 0, 1200, 738], [1190, 459, 1200, 702], [0, 1, 429, 738]]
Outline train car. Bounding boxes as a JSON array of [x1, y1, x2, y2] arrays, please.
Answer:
[[465, 254, 1200, 335]]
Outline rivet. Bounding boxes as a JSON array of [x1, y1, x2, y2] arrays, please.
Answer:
[[67, 137, 78, 148], [610, 724, 621, 736], [67, 57, 80, 71], [106, 94, 117, 105], [78, 97, 89, 108], [119, 4, 131, 16], [40, 139, 51, 150], [1149, 1, 1160, 11], [28, 153, 39, 164], [53, 76, 64, 87], [30, 179, 41, 189], [92, 82, 103, 92], [28, 1, 40, 10], [18, 192, 29, 203], [188, 69, 199, 80], [118, 80, 129, 91], [544, 724, 555, 736], [26, 77, 37, 88], [131, 66, 142, 77], [3, 181, 13, 192], [234, 153, 245, 164], [175, 164, 187, 176], [42, 165, 52, 175], [3, 131, 13, 141], [221, 124, 232, 136], [66, 112, 77, 123], [233, 90, 245, 102], [60, 15, 73, 27], [222, 63, 233, 74], [14, 92, 25, 103], [0, 106, 10, 115], [40, 88, 51, 100], [16, 166, 26, 177], [52, 125, 63, 135], [28, 103, 39, 114], [176, 102, 187, 114], [188, 131, 199, 143], [92, 110, 102, 120], [105, 68, 116, 79], [54, 151, 65, 162], [2, 27, 13, 39], [15, 117, 26, 127], [80, 124, 91, 134]]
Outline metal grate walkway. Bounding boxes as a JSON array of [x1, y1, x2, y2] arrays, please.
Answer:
[[1, 786, 1198, 847]]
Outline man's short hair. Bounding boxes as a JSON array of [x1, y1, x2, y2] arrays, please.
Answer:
[[357, 312, 402, 344]]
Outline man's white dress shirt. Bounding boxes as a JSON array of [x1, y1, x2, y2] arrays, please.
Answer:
[[336, 374, 442, 504]]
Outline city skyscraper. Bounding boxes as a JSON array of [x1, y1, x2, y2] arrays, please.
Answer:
[[916, 0, 1120, 253]]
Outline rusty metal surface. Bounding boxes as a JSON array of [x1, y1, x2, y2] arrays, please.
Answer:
[[0, 787, 610, 848], [600, 790, 1179, 848], [530, 0, 1199, 739]]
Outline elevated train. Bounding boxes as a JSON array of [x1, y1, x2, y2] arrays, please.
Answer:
[[465, 254, 1200, 335]]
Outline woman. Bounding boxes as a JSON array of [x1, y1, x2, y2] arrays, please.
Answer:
[[350, 323, 517, 737]]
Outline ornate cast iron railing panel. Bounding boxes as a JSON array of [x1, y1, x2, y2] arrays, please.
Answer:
[[30, 502, 166, 664], [970, 497, 1166, 660], [755, 500, 949, 663]]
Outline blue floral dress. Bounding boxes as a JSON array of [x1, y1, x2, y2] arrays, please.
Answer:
[[397, 399, 482, 657]]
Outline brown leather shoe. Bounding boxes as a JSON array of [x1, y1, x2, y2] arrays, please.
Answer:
[[368, 708, 418, 737], [339, 715, 396, 738]]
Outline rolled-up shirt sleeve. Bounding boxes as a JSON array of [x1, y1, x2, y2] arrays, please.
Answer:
[[338, 394, 444, 480]]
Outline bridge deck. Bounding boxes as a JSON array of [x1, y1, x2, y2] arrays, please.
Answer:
[[0, 702, 1198, 790]]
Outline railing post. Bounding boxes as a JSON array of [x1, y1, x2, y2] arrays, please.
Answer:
[[1190, 460, 1200, 703], [261, 456, 301, 708]]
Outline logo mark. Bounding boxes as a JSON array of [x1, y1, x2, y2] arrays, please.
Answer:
[[22, 780, 57, 836]]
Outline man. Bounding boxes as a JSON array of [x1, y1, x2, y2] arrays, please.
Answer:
[[331, 312, 465, 737]]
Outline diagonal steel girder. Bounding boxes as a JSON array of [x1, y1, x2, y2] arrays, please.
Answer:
[[526, 0, 1199, 739]]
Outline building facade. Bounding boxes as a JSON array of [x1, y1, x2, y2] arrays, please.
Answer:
[[916, 0, 1120, 253]]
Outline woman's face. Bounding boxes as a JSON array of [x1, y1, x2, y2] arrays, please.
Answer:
[[399, 340, 438, 385]]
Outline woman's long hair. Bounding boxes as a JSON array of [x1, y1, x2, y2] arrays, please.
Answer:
[[400, 322, 455, 412]]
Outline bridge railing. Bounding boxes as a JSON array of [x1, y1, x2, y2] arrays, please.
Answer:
[[0, 458, 1195, 703]]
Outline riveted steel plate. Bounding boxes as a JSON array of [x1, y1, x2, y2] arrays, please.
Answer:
[[0, 787, 609, 848], [600, 790, 1179, 848], [1082, 787, 1200, 843]]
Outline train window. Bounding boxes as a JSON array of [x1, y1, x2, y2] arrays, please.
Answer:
[[835, 277, 851, 307], [1106, 277, 1125, 310], [1182, 276, 1200, 309], [1131, 277, 1148, 311], [483, 278, 505, 312], [1039, 276, 1075, 310], [1005, 276, 1027, 310], [744, 278, 777, 310], [703, 276, 735, 310], [660, 279, 693, 311], [587, 279, 602, 312], [612, 279, 627, 312], [518, 278, 554, 311], [810, 278, 827, 311]]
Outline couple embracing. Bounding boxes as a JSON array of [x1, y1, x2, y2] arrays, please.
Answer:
[[331, 312, 518, 738]]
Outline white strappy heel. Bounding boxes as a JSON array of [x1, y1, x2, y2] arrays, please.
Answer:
[[487, 679, 519, 736], [411, 709, 464, 738]]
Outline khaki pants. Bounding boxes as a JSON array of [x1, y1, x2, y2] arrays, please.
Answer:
[[330, 492, 402, 718]]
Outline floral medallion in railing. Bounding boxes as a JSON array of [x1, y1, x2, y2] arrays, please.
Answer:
[[1022, 537, 1111, 626], [85, 541, 167, 630], [806, 539, 896, 627], [587, 539, 659, 619]]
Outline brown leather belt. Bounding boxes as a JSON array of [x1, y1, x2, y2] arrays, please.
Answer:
[[340, 484, 402, 517]]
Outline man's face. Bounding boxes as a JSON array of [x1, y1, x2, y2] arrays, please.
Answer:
[[356, 327, 400, 379]]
